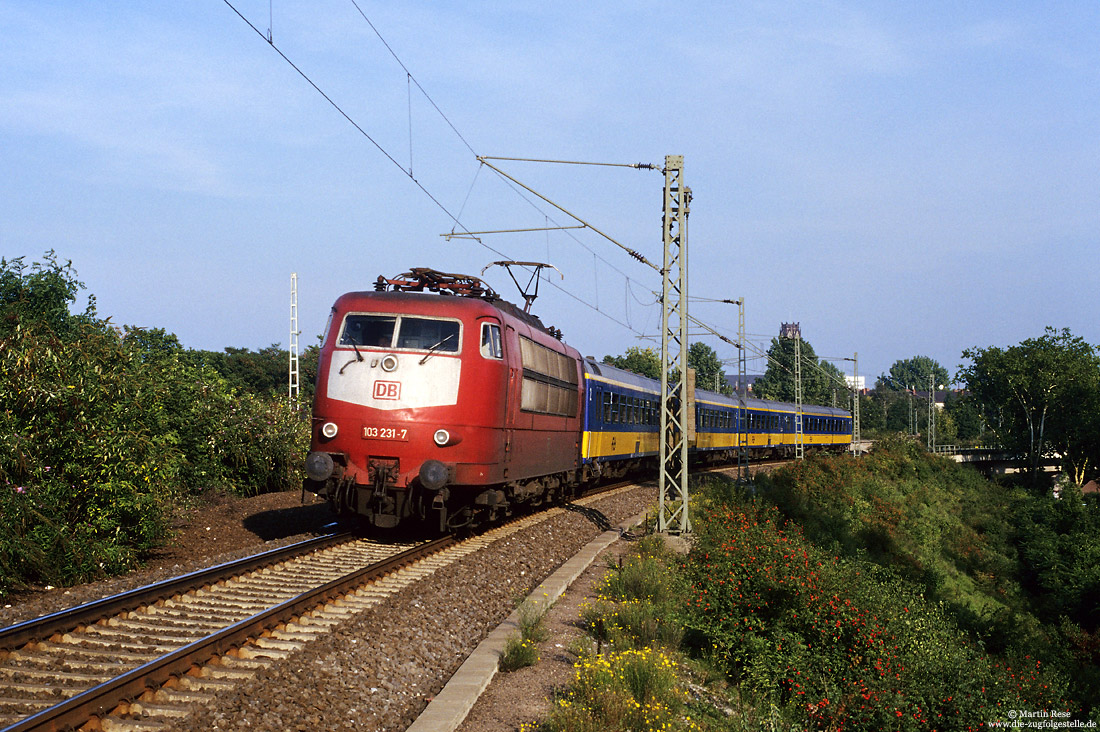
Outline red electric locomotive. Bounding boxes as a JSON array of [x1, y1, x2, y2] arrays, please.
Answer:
[[303, 269, 586, 532]]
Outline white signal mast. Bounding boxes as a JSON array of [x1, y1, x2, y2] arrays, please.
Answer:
[[289, 273, 301, 407]]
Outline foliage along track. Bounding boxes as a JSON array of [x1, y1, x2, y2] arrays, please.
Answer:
[[0, 484, 644, 731]]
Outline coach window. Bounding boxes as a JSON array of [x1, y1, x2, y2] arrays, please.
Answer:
[[480, 322, 503, 359]]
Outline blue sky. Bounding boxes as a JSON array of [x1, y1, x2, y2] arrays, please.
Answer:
[[2, 1, 1097, 384]]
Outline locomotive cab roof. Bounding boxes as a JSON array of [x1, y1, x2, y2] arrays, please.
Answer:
[[359, 267, 564, 340]]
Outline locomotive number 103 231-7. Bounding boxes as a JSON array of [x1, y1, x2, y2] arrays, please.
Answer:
[[362, 426, 409, 441]]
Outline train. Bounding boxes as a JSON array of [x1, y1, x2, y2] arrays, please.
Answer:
[[303, 268, 852, 532]]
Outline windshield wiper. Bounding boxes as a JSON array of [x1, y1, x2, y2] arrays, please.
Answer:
[[339, 343, 365, 374], [419, 334, 456, 365]]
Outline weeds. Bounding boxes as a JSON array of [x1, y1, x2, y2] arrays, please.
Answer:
[[499, 596, 552, 672]]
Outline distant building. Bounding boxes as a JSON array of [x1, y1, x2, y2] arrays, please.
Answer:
[[779, 322, 801, 339], [724, 373, 763, 393], [845, 375, 866, 391], [908, 388, 953, 410]]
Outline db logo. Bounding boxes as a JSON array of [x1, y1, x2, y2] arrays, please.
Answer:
[[373, 380, 401, 400]]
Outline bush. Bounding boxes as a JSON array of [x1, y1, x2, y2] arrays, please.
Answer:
[[0, 253, 309, 597], [753, 439, 1026, 628], [682, 499, 1074, 729]]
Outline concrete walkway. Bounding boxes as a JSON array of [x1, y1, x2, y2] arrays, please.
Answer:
[[404, 510, 648, 732]]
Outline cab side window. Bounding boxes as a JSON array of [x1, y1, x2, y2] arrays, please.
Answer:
[[480, 323, 503, 359]]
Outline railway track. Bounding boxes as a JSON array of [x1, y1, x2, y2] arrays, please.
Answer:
[[0, 533, 431, 731], [0, 485, 638, 731]]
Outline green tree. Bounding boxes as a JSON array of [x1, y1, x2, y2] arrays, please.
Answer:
[[602, 346, 661, 380], [858, 393, 885, 433], [945, 391, 986, 444], [190, 345, 287, 397], [1013, 487, 1100, 634], [959, 327, 1100, 487], [876, 355, 951, 392], [884, 392, 915, 433], [687, 341, 731, 394], [752, 334, 849, 406], [0, 250, 95, 335]]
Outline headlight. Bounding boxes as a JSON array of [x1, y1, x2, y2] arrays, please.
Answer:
[[321, 422, 339, 439], [433, 429, 450, 446], [381, 354, 398, 372]]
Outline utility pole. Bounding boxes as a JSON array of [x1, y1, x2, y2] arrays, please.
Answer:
[[928, 374, 935, 450], [844, 352, 861, 455], [735, 298, 749, 482], [289, 273, 301, 407], [909, 386, 915, 436], [658, 155, 691, 535], [781, 322, 804, 460]]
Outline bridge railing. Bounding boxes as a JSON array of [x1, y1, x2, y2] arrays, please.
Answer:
[[932, 445, 1000, 456]]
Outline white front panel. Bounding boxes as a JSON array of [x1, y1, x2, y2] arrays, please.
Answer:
[[326, 351, 461, 410]]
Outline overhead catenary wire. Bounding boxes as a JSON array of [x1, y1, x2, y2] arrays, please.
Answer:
[[477, 156, 661, 273], [227, 3, 813, 361], [467, 157, 663, 336], [685, 315, 855, 396], [346, 0, 477, 157], [222, 0, 651, 337], [222, 0, 460, 224], [468, 164, 643, 285]]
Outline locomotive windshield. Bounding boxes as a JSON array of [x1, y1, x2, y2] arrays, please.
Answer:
[[339, 314, 460, 352], [396, 317, 459, 351], [340, 315, 396, 347]]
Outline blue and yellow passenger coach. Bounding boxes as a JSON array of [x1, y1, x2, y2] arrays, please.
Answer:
[[580, 359, 852, 478]]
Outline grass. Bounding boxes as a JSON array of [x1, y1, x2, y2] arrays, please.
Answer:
[[542, 536, 702, 732], [499, 595, 552, 672]]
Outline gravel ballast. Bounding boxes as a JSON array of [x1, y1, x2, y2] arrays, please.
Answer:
[[2, 486, 657, 731], [175, 489, 654, 732]]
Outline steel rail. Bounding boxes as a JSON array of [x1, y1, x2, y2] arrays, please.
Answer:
[[0, 531, 353, 651], [2, 535, 455, 732], [1, 480, 637, 653]]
